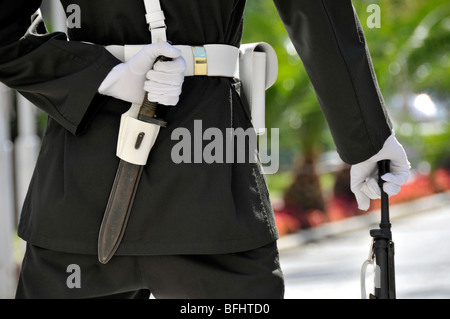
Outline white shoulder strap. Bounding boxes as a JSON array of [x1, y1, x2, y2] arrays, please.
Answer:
[[143, 0, 167, 43]]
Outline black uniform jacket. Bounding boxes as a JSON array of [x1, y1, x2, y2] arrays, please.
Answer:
[[0, 0, 392, 256]]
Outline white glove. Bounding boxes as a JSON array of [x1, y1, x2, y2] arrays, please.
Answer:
[[350, 131, 411, 211], [99, 42, 185, 106]]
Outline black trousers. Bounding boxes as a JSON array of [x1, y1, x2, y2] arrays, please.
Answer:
[[15, 242, 284, 299]]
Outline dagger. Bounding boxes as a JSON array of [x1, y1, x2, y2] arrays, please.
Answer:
[[98, 57, 170, 264]]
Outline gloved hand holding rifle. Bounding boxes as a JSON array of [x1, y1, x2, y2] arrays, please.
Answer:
[[353, 133, 411, 299]]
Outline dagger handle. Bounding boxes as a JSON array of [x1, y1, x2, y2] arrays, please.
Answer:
[[138, 93, 159, 119], [137, 56, 172, 126]]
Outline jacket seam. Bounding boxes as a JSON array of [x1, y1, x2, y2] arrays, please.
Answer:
[[319, 0, 377, 155]]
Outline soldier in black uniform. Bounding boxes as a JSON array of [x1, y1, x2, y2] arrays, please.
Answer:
[[0, 0, 410, 299]]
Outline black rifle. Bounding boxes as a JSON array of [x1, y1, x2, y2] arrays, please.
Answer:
[[361, 160, 397, 299], [369, 160, 396, 299]]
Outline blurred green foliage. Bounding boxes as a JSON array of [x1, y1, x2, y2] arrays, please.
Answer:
[[243, 0, 450, 178]]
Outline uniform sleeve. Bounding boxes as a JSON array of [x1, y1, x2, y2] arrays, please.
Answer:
[[273, 0, 392, 164], [0, 0, 121, 135]]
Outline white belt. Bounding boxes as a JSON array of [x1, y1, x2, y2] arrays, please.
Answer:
[[106, 42, 278, 137], [105, 44, 240, 79]]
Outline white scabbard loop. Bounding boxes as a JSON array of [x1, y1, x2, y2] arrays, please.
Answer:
[[116, 103, 161, 166], [239, 42, 278, 135]]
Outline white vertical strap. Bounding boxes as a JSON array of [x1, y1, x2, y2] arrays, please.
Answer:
[[143, 0, 167, 43]]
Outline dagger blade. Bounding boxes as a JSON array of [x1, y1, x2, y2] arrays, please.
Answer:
[[98, 90, 168, 264]]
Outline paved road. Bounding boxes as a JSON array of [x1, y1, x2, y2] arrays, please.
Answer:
[[278, 196, 450, 299]]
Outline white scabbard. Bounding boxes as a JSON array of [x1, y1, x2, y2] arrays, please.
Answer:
[[239, 42, 278, 135], [116, 104, 161, 166]]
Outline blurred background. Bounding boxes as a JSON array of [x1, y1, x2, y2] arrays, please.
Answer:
[[242, 0, 450, 235], [0, 0, 449, 299]]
